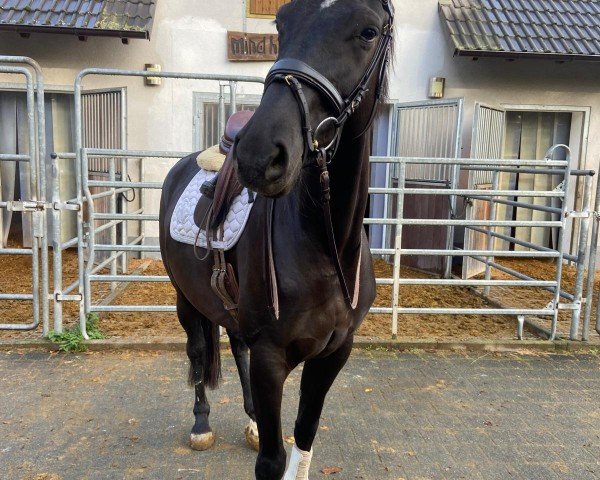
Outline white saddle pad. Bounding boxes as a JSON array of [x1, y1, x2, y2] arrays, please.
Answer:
[[170, 168, 255, 251]]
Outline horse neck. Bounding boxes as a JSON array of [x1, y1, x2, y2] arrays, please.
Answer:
[[294, 123, 371, 263]]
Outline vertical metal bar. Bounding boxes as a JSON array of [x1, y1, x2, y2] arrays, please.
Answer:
[[33, 65, 49, 336], [109, 157, 117, 292], [550, 145, 572, 340], [483, 169, 500, 296], [51, 153, 63, 333], [229, 81, 238, 116], [82, 150, 94, 321], [570, 174, 593, 340], [218, 84, 226, 138], [391, 163, 406, 339], [139, 157, 145, 248], [74, 74, 89, 339], [120, 88, 128, 274], [444, 103, 462, 279], [582, 175, 599, 340], [24, 70, 41, 335]]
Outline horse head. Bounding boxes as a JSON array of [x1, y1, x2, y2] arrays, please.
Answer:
[[234, 0, 394, 198]]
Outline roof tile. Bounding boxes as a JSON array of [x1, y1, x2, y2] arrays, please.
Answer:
[[439, 0, 600, 59], [0, 0, 156, 37]]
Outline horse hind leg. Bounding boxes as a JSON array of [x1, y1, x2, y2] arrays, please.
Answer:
[[227, 329, 259, 451], [284, 336, 354, 480], [177, 292, 222, 451]]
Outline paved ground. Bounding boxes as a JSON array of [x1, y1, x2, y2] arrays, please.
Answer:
[[1, 349, 599, 480]]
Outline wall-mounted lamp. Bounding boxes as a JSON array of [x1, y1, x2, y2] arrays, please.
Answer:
[[144, 64, 162, 86], [428, 77, 446, 99]]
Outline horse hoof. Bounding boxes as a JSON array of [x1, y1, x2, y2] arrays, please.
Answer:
[[245, 420, 259, 451], [190, 431, 216, 451]]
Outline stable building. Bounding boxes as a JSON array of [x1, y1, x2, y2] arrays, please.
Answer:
[[0, 0, 599, 270]]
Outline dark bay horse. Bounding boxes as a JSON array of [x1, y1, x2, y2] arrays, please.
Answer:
[[159, 1, 394, 478]]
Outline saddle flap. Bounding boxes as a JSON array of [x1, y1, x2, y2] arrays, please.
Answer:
[[211, 152, 244, 229]]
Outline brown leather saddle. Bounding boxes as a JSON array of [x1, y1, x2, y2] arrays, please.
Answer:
[[193, 110, 254, 320], [194, 110, 254, 230]]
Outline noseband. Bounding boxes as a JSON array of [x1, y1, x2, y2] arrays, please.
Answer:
[[262, 0, 395, 317]]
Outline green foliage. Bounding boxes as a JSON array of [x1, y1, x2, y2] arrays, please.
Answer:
[[48, 313, 104, 353]]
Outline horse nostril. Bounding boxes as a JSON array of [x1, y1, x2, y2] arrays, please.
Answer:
[[264, 148, 288, 182]]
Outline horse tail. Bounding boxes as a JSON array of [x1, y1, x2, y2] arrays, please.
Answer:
[[201, 316, 222, 390]]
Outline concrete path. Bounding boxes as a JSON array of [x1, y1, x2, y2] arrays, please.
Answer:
[[1, 349, 599, 480]]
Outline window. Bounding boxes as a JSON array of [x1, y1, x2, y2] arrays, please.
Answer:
[[193, 93, 261, 151], [247, 0, 290, 18]]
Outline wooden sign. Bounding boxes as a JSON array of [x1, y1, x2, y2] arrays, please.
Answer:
[[227, 31, 279, 62]]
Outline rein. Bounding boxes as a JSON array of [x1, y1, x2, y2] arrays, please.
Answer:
[[262, 0, 395, 317]]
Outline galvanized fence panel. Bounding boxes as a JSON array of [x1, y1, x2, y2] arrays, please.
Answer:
[[37, 66, 600, 343], [1, 61, 599, 343], [368, 146, 597, 341], [0, 56, 49, 334], [59, 68, 266, 339]]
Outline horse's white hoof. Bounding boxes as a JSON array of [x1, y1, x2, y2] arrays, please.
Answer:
[[283, 444, 313, 480], [245, 420, 259, 451], [190, 431, 215, 451]]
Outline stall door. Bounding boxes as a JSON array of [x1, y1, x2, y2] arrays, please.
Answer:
[[81, 89, 125, 261], [462, 104, 505, 279], [388, 99, 463, 276]]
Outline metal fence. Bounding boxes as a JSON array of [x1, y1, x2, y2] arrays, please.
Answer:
[[367, 146, 597, 341], [1, 60, 600, 342], [58, 68, 265, 339], [0, 56, 49, 334]]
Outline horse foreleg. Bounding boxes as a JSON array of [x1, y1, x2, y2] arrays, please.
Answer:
[[227, 329, 259, 451], [284, 336, 354, 480], [250, 344, 290, 480], [177, 293, 216, 451]]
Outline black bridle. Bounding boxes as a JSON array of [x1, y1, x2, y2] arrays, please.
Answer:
[[264, 0, 395, 164], [262, 0, 395, 317]]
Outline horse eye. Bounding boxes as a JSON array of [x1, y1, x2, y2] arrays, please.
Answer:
[[360, 27, 378, 41]]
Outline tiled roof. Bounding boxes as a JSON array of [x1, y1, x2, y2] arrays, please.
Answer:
[[0, 0, 157, 39], [439, 0, 600, 60]]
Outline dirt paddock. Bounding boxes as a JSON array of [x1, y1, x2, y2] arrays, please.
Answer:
[[1, 245, 599, 341]]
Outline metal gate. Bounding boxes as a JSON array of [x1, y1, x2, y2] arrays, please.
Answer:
[[0, 56, 49, 334], [368, 145, 596, 341]]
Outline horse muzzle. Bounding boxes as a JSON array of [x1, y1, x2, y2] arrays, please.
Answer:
[[233, 136, 297, 198]]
